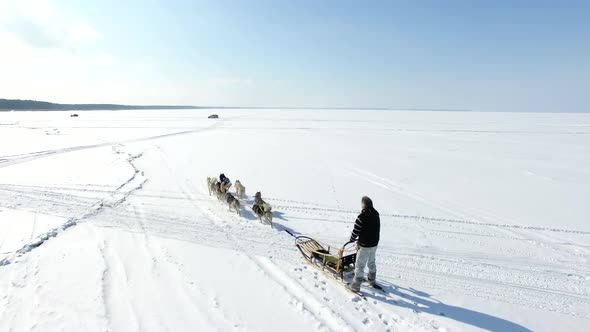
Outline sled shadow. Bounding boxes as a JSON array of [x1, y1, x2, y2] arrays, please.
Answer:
[[271, 222, 300, 237], [368, 281, 532, 332]]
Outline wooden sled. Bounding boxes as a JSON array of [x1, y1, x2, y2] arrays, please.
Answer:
[[295, 236, 357, 280]]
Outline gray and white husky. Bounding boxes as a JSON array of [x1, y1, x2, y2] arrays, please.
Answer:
[[216, 184, 227, 201], [226, 192, 241, 215], [252, 193, 273, 225], [207, 177, 218, 196]]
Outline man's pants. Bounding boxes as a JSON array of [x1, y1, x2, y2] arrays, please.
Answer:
[[353, 245, 377, 284]]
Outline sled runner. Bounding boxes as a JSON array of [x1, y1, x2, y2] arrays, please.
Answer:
[[295, 236, 357, 279]]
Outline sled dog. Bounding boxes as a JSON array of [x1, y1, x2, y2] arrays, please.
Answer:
[[226, 193, 240, 215], [216, 183, 227, 201], [207, 177, 218, 196], [253, 204, 273, 224], [234, 180, 245, 199], [219, 181, 231, 194], [252, 193, 273, 225]]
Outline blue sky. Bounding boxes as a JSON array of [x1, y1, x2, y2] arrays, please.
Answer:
[[0, 0, 588, 111]]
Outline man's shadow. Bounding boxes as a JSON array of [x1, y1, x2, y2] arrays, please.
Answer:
[[367, 280, 532, 331]]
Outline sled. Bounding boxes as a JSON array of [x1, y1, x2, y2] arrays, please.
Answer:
[[295, 236, 357, 280]]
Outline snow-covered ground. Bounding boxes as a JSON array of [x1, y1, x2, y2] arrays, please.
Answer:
[[0, 109, 589, 332]]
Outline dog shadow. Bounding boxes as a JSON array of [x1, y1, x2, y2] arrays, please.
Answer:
[[242, 196, 254, 205], [368, 281, 532, 332], [238, 207, 259, 222], [240, 195, 287, 222], [272, 210, 288, 221]]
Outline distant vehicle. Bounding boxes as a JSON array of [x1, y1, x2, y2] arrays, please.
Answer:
[[70, 114, 79, 117], [208, 114, 219, 119]]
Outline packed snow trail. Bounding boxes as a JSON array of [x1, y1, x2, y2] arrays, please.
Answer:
[[1, 109, 589, 331]]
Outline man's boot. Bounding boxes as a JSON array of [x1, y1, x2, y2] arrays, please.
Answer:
[[367, 272, 377, 286], [349, 277, 362, 292]]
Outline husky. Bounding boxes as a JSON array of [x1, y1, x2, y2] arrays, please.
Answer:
[[262, 202, 273, 224], [219, 181, 231, 194], [207, 177, 218, 196], [252, 192, 273, 226], [252, 204, 273, 225], [216, 183, 226, 201], [254, 191, 264, 205], [226, 192, 240, 215], [234, 180, 245, 199]]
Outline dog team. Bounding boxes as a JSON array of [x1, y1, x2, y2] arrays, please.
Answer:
[[206, 173, 273, 226]]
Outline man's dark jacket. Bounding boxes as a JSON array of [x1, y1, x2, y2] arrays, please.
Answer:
[[350, 207, 380, 247]]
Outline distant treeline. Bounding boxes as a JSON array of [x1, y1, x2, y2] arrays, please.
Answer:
[[0, 99, 199, 111]]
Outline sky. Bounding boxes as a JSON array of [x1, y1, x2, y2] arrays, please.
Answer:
[[0, 0, 588, 112]]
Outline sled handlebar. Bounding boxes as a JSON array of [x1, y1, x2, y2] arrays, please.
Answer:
[[341, 241, 357, 252]]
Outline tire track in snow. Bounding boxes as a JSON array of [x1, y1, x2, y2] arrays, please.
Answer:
[[250, 256, 354, 332], [345, 167, 590, 236], [96, 235, 142, 331], [346, 167, 590, 286], [0, 152, 147, 267], [133, 204, 238, 331], [286, 262, 414, 332], [8, 179, 585, 237], [0, 120, 224, 169], [156, 244, 240, 332], [271, 199, 590, 236], [373, 254, 590, 319], [153, 147, 360, 330], [0, 252, 46, 331], [97, 239, 119, 328]]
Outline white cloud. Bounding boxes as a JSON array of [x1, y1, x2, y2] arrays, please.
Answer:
[[0, 0, 118, 102], [0, 0, 102, 50], [0, 2, 294, 106], [65, 22, 103, 45], [0, 1, 277, 106]]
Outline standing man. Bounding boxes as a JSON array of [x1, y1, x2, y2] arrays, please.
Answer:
[[349, 196, 380, 292]]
